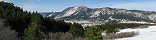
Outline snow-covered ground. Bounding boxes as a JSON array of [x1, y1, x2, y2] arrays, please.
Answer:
[[119, 21, 156, 24], [65, 20, 108, 27], [116, 25, 156, 40]]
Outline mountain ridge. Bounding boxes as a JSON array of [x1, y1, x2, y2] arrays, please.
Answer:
[[41, 6, 156, 26]]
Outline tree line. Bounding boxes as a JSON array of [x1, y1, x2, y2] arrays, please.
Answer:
[[0, 1, 85, 40]]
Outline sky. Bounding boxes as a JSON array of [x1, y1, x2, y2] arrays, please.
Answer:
[[1, 0, 156, 12]]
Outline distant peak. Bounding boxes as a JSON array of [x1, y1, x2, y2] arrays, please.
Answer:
[[102, 7, 111, 8], [73, 6, 87, 8], [101, 7, 126, 10]]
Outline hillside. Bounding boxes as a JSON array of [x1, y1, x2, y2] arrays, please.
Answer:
[[0, 1, 83, 40]]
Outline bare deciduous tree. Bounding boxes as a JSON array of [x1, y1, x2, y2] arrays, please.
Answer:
[[42, 32, 85, 40], [0, 19, 20, 40]]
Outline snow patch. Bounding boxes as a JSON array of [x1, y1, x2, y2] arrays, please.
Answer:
[[65, 20, 108, 27], [61, 7, 78, 17], [148, 14, 156, 20], [90, 11, 101, 17], [119, 21, 156, 24], [116, 25, 156, 40]]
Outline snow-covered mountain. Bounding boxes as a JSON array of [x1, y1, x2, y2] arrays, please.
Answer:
[[41, 6, 156, 26], [39, 12, 53, 17]]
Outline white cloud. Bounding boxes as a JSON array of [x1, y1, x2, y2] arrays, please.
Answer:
[[0, 0, 11, 3], [107, 1, 156, 11]]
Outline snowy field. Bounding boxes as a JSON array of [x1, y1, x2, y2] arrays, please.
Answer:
[[116, 25, 156, 40]]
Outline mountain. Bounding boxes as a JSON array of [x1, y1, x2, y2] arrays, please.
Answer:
[[39, 12, 54, 17], [41, 6, 156, 26]]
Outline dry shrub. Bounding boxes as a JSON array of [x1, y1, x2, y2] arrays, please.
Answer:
[[138, 25, 149, 28], [59, 32, 74, 40], [0, 19, 20, 40], [42, 32, 85, 40], [103, 31, 139, 40], [74, 37, 86, 40]]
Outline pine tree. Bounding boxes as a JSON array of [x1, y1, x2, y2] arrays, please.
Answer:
[[24, 13, 42, 40], [84, 26, 102, 40], [69, 23, 84, 37]]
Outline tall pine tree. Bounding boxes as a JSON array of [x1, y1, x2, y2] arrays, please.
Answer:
[[69, 23, 84, 37], [24, 13, 43, 40], [84, 26, 102, 40]]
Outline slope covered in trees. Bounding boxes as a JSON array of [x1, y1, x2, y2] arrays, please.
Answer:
[[0, 1, 82, 40]]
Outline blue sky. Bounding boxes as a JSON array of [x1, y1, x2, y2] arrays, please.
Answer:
[[1, 0, 156, 12]]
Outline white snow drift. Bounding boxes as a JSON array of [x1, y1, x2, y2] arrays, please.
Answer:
[[116, 25, 156, 40]]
